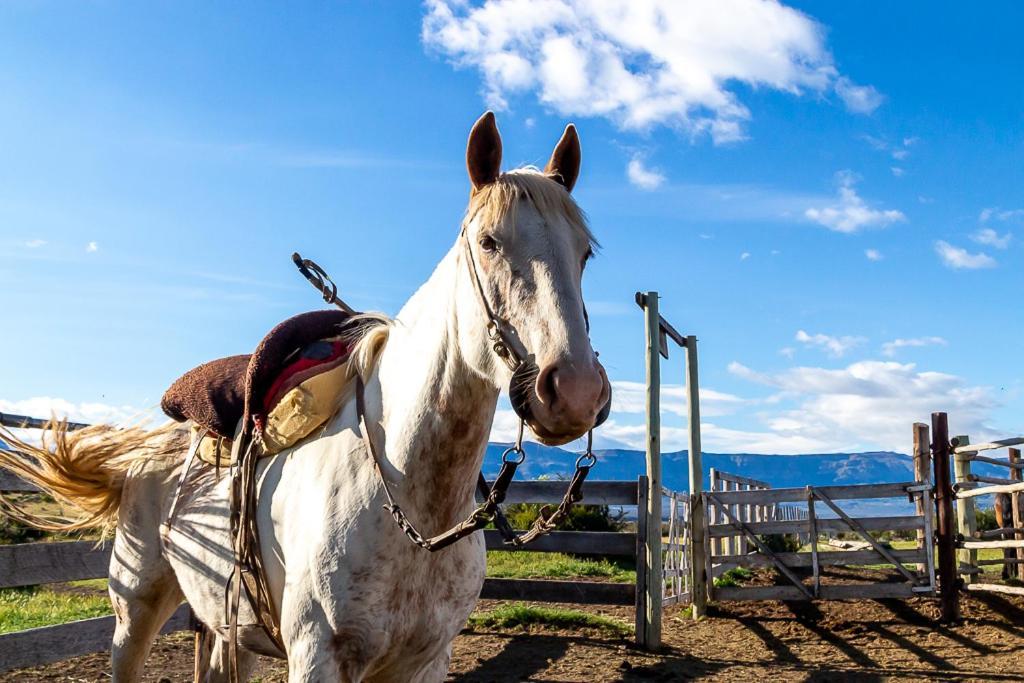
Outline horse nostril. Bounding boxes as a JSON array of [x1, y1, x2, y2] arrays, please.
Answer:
[[536, 365, 559, 407]]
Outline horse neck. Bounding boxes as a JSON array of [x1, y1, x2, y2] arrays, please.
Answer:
[[373, 242, 500, 529]]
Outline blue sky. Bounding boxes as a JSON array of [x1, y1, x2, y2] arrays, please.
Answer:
[[1, 1, 1020, 455]]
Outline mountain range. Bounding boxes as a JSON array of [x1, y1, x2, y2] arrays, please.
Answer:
[[483, 443, 918, 492]]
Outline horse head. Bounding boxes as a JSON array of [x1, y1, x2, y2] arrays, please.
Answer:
[[457, 112, 611, 447]]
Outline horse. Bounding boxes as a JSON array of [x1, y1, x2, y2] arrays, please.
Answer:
[[0, 112, 610, 682], [995, 492, 1017, 580]]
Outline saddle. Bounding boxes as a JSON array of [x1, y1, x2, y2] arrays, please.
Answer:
[[161, 309, 360, 463]]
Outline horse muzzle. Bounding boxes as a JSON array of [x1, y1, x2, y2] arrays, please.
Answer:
[[509, 356, 612, 446]]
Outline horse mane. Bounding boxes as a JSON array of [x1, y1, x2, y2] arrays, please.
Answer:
[[342, 312, 391, 382], [463, 168, 598, 249]]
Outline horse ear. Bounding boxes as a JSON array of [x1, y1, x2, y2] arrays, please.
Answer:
[[544, 124, 581, 192], [466, 111, 502, 191]]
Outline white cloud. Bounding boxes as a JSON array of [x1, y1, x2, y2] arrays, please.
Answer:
[[524, 116, 535, 128], [626, 156, 665, 190], [935, 240, 996, 270], [971, 227, 1011, 250], [86, 241, 99, 253], [979, 207, 1024, 223], [865, 248, 882, 261], [881, 336, 948, 357], [24, 239, 47, 248], [0, 397, 144, 427], [423, 0, 876, 143], [795, 329, 866, 358], [834, 76, 883, 114], [728, 359, 998, 453], [804, 171, 905, 233], [890, 167, 904, 177], [609, 380, 744, 419], [740, 252, 751, 261]]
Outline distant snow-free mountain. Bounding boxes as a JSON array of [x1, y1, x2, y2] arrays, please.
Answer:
[[483, 443, 916, 492]]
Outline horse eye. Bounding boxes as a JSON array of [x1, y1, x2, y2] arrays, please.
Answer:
[[479, 235, 498, 253]]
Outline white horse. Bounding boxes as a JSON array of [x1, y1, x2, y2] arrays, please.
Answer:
[[0, 112, 609, 682]]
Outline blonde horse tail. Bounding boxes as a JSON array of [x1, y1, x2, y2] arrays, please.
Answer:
[[0, 419, 187, 536]]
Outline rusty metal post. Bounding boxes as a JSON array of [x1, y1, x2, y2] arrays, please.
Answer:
[[932, 412, 959, 622]]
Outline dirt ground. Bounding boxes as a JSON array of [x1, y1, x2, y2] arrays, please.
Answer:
[[6, 569, 1024, 682]]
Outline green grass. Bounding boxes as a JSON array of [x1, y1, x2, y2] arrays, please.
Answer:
[[0, 585, 112, 634], [468, 602, 631, 635], [713, 567, 753, 588], [486, 551, 635, 582]]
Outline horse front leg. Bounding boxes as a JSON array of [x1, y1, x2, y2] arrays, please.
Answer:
[[286, 620, 375, 683]]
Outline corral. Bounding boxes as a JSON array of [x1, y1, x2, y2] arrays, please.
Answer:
[[1, 291, 1022, 681]]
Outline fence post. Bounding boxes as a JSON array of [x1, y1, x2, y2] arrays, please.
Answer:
[[1010, 448, 1023, 580], [932, 412, 959, 622], [685, 334, 707, 620], [634, 475, 649, 648], [952, 435, 977, 584], [641, 292, 662, 649], [913, 423, 931, 572]]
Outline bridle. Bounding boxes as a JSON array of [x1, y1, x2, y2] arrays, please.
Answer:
[[352, 226, 611, 552]]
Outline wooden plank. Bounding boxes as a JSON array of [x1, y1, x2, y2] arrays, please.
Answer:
[[715, 582, 917, 602], [708, 482, 918, 505], [956, 481, 1024, 499], [482, 480, 637, 506], [0, 470, 39, 492], [0, 604, 190, 673], [642, 291, 662, 649], [977, 527, 1024, 539], [713, 471, 770, 490], [969, 473, 1017, 486], [964, 582, 1024, 597], [807, 488, 820, 597], [932, 412, 960, 622], [953, 436, 1024, 454], [483, 530, 635, 556], [964, 453, 1024, 469], [480, 578, 635, 605], [715, 548, 925, 569], [960, 539, 1024, 550], [0, 412, 90, 431], [913, 423, 930, 573], [707, 515, 924, 538], [0, 541, 111, 589], [684, 333, 706, 621]]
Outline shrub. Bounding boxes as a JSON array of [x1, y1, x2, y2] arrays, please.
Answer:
[[501, 502, 625, 533], [759, 533, 801, 553], [975, 507, 999, 533], [0, 516, 44, 545]]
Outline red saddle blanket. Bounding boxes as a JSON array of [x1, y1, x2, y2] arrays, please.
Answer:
[[161, 310, 356, 440]]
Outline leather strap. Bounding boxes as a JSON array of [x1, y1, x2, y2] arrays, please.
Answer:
[[162, 431, 205, 541]]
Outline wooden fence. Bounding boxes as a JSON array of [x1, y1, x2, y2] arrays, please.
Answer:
[[702, 479, 935, 602], [947, 426, 1024, 595]]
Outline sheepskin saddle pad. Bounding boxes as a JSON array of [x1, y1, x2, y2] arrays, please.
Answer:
[[161, 309, 358, 466]]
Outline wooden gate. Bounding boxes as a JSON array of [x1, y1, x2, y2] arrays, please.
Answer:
[[702, 480, 936, 601]]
